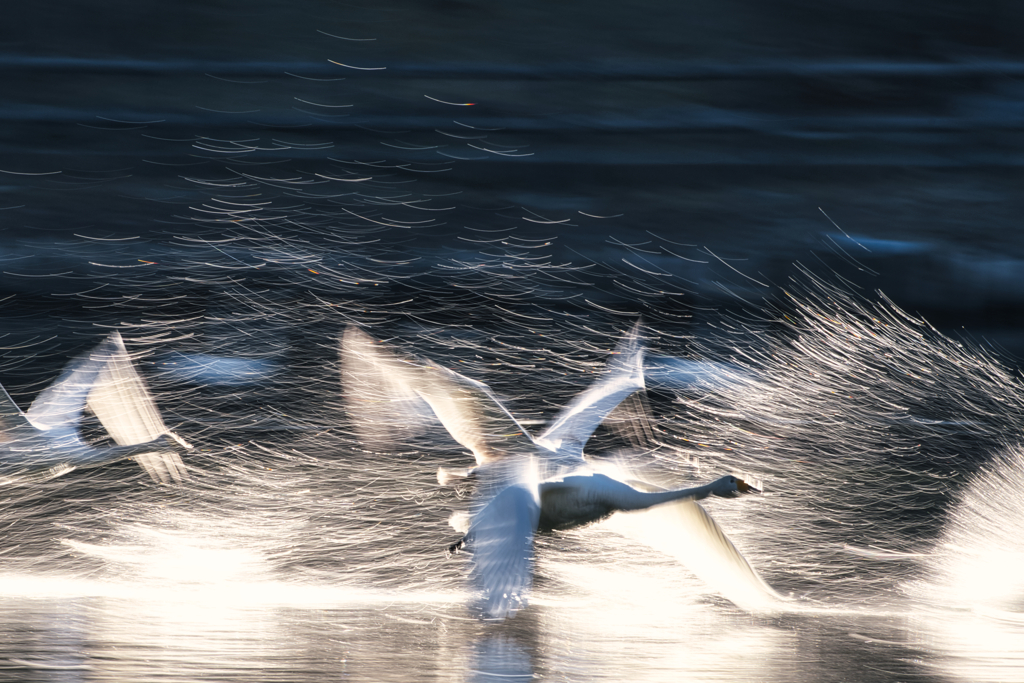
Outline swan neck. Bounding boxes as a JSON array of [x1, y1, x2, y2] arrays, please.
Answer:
[[619, 482, 712, 511]]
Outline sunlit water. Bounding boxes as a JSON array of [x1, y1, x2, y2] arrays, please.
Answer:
[[3, 38, 1024, 682], [0, 260, 1021, 681]]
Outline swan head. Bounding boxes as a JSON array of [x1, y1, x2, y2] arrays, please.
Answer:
[[709, 474, 760, 497]]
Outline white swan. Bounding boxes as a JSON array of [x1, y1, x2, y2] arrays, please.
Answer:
[[340, 324, 773, 618], [459, 466, 762, 617], [0, 331, 190, 483], [341, 323, 651, 482]]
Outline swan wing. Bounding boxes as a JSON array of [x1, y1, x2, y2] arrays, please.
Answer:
[[84, 332, 188, 483], [603, 497, 781, 612], [341, 325, 431, 449], [467, 482, 540, 619], [0, 381, 38, 441], [0, 382, 61, 471], [415, 360, 537, 462], [25, 335, 120, 434], [0, 366, 82, 475], [341, 326, 534, 464], [535, 322, 645, 459]]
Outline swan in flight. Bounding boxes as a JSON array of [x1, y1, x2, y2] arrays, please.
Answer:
[[0, 331, 191, 484], [342, 323, 652, 482], [341, 324, 774, 618]]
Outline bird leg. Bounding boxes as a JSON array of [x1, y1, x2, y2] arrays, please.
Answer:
[[445, 537, 466, 558]]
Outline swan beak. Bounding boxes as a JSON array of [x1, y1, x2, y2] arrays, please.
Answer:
[[737, 479, 760, 494], [166, 431, 193, 450]]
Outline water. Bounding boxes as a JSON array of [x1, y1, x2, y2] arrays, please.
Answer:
[[5, 2, 1024, 680], [0, 244, 1017, 681]]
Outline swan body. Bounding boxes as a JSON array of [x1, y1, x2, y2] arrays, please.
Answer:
[[536, 473, 749, 531], [454, 468, 762, 618], [340, 324, 770, 618], [0, 331, 190, 483]]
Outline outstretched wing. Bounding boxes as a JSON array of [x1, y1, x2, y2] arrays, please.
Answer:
[[341, 326, 534, 465], [535, 321, 645, 460], [25, 335, 121, 435], [0, 382, 38, 445], [84, 332, 188, 483], [603, 494, 781, 612], [467, 482, 541, 619]]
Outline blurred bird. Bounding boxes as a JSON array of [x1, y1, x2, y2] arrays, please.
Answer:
[[342, 322, 650, 482], [341, 324, 773, 618], [0, 331, 190, 484]]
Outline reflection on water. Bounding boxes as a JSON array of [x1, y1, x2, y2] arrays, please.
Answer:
[[0, 431, 966, 683], [0, 260, 1022, 680], [0, 578, 928, 683], [0, 243, 1021, 683], [4, 14, 1024, 674]]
